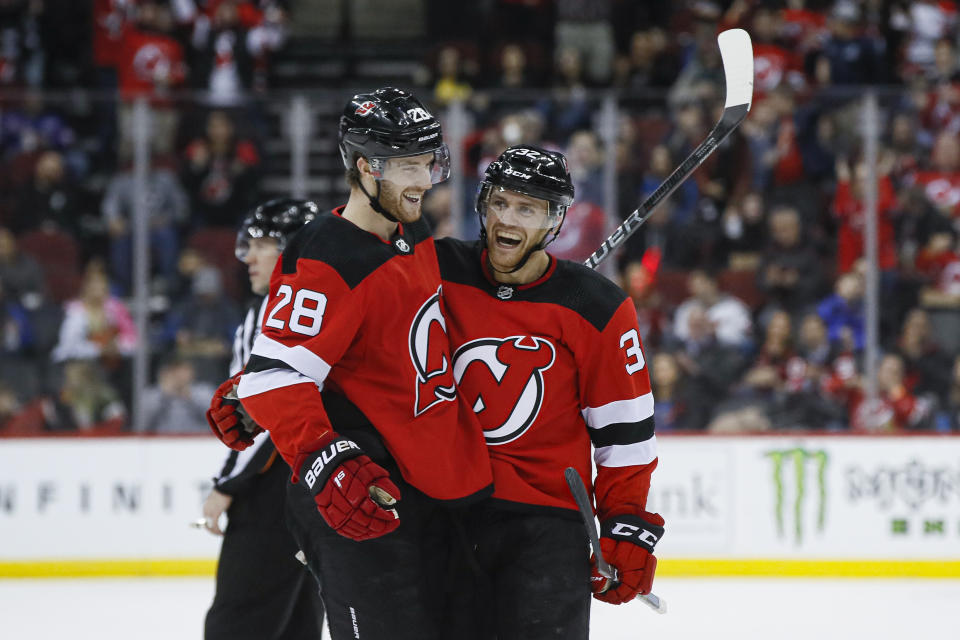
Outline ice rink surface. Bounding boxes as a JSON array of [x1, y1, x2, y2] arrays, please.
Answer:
[[2, 577, 958, 639]]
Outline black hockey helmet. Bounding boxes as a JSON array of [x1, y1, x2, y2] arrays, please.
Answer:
[[338, 87, 450, 184], [235, 198, 319, 261], [477, 144, 574, 232]]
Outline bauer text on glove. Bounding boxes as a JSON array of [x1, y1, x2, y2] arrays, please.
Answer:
[[295, 433, 402, 542]]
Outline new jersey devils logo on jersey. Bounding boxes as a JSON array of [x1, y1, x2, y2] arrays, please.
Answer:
[[409, 288, 457, 416], [452, 336, 556, 445]]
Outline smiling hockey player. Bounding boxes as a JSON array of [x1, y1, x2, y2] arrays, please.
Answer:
[[436, 145, 665, 638], [208, 87, 493, 640]]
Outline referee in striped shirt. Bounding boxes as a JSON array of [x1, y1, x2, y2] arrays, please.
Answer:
[[202, 199, 325, 640]]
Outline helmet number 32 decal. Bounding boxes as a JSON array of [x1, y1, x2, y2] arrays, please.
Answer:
[[265, 284, 328, 337]]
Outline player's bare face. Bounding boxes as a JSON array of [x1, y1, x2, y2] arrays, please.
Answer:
[[484, 190, 551, 271], [378, 153, 435, 223], [244, 237, 281, 295]]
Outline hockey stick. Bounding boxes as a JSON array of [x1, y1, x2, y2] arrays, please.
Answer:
[[584, 28, 754, 270], [564, 467, 667, 614]]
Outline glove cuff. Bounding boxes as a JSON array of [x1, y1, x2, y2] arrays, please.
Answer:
[[298, 435, 365, 496], [600, 514, 665, 554]]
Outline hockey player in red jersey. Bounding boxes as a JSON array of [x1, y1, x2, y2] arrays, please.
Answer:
[[436, 145, 664, 638], [207, 87, 493, 640]]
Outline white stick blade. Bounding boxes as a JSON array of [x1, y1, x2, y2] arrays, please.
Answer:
[[718, 28, 754, 110], [640, 592, 668, 614]]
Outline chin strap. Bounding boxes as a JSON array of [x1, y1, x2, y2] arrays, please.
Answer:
[[358, 180, 399, 223]]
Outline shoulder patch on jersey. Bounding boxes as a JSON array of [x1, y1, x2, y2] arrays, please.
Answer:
[[281, 211, 430, 289]]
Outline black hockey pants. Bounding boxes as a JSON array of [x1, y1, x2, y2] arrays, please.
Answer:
[[205, 459, 325, 640], [284, 468, 468, 640], [447, 501, 592, 640]]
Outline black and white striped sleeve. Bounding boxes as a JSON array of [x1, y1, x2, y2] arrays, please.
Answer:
[[213, 297, 282, 494]]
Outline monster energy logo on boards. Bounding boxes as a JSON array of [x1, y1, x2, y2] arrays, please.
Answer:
[[765, 448, 828, 544]]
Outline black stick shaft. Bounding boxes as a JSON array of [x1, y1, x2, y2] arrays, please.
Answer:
[[584, 104, 749, 270], [564, 466, 668, 613]]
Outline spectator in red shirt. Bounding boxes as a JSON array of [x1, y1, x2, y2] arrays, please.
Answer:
[[750, 7, 806, 102], [116, 1, 187, 157], [851, 353, 935, 432], [916, 229, 960, 308], [92, 0, 133, 72], [780, 0, 828, 55], [832, 156, 898, 275], [742, 94, 804, 193], [906, 132, 960, 218]]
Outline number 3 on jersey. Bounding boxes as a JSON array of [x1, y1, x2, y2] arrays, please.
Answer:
[[265, 284, 327, 336], [619, 328, 645, 375]]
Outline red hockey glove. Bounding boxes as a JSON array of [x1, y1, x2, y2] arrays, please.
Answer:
[[591, 512, 665, 605], [294, 434, 402, 542], [206, 373, 263, 451]]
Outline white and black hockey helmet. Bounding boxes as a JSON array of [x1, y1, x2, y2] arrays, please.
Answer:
[[235, 198, 319, 261]]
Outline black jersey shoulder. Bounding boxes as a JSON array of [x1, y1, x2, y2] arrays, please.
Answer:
[[281, 210, 432, 289], [436, 239, 628, 333], [532, 258, 628, 332], [436, 237, 484, 284]]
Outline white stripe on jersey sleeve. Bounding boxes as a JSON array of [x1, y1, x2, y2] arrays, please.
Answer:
[[594, 435, 658, 468], [215, 430, 270, 484], [250, 334, 332, 384], [581, 392, 655, 430], [237, 367, 321, 398]]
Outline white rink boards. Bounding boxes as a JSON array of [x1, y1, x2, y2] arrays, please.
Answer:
[[2, 434, 959, 576], [1, 577, 957, 640]]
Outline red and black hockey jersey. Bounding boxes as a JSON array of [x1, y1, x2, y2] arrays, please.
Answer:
[[237, 209, 493, 503], [436, 239, 658, 519]]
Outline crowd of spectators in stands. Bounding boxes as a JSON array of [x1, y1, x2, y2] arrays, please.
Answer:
[[424, 0, 960, 434], [0, 0, 281, 434], [1, 0, 960, 435]]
